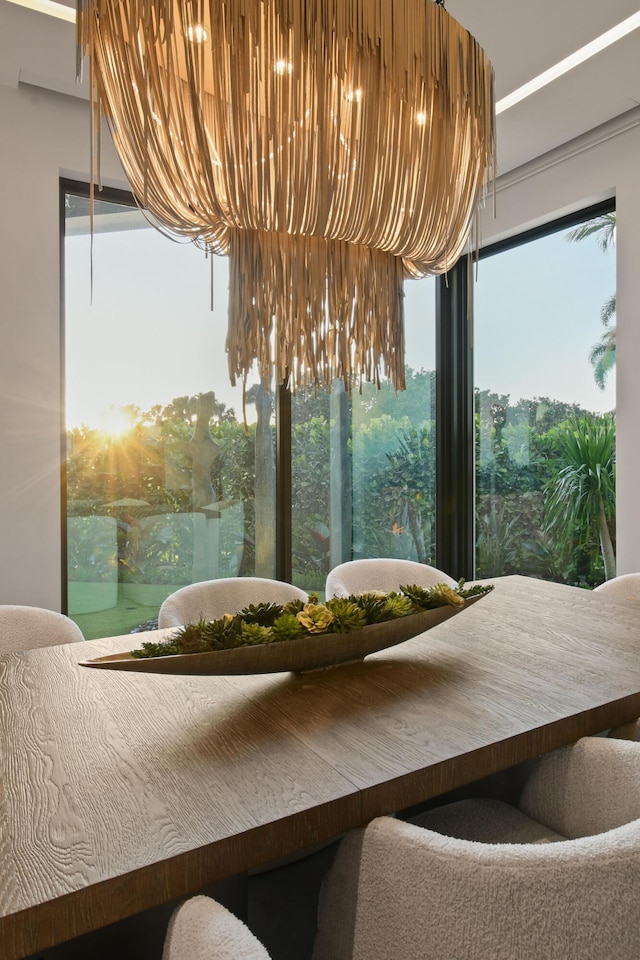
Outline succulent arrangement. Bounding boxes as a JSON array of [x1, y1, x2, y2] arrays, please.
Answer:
[[130, 580, 493, 660]]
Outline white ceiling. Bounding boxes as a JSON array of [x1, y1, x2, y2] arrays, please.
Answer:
[[449, 0, 640, 174], [3, 0, 640, 177]]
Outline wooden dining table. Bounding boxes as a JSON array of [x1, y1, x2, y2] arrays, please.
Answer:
[[2, 575, 640, 959]]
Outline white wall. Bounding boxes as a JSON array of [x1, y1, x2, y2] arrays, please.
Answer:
[[480, 109, 640, 574], [0, 4, 125, 608], [1, 7, 639, 611]]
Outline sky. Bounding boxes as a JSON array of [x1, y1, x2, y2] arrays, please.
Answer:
[[65, 207, 615, 430]]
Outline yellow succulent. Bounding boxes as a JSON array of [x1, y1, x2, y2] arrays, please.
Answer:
[[297, 603, 334, 634], [430, 583, 465, 607]]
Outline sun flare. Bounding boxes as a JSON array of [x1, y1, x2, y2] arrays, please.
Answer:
[[99, 406, 135, 438]]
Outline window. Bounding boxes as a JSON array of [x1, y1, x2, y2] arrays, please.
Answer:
[[290, 278, 436, 596], [63, 184, 435, 632], [63, 180, 613, 639], [63, 186, 275, 637], [474, 205, 616, 586]]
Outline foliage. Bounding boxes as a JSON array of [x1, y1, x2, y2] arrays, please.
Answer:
[[66, 372, 616, 605], [566, 213, 616, 390], [130, 581, 494, 658], [588, 298, 616, 390], [544, 415, 616, 581]]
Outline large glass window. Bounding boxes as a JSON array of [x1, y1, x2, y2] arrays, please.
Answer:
[[474, 208, 616, 586], [64, 189, 274, 639], [64, 181, 613, 639], [64, 185, 435, 631], [290, 278, 436, 596]]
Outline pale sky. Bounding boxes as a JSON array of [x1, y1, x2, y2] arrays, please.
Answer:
[[65, 210, 614, 429]]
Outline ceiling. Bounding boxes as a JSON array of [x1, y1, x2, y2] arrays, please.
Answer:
[[449, 0, 640, 174], [3, 0, 640, 178]]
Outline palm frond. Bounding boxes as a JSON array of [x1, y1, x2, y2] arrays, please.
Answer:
[[600, 293, 616, 327], [566, 213, 616, 251], [588, 328, 616, 390]]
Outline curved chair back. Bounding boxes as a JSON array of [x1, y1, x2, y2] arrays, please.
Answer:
[[158, 577, 309, 629], [163, 896, 271, 960], [0, 605, 84, 656], [594, 573, 640, 602], [313, 737, 640, 960], [325, 558, 456, 599]]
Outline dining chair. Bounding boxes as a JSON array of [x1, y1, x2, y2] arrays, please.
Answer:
[[0, 604, 84, 655], [594, 572, 640, 602], [595, 575, 640, 738], [163, 895, 272, 960], [158, 577, 309, 628], [325, 557, 457, 599], [313, 736, 640, 960]]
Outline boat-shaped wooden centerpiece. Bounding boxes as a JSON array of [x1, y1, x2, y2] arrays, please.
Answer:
[[81, 584, 493, 676]]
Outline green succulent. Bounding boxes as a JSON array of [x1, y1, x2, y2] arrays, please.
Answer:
[[240, 623, 275, 645], [195, 615, 242, 650], [400, 583, 464, 609], [271, 613, 306, 641], [325, 598, 367, 632], [131, 637, 182, 659], [129, 581, 494, 659], [282, 598, 306, 615], [353, 592, 394, 623], [457, 579, 495, 599], [379, 594, 414, 619], [238, 602, 282, 626]]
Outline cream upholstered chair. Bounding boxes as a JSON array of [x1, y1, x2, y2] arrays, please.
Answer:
[[594, 572, 640, 602], [313, 737, 640, 960], [325, 558, 456, 599], [595, 575, 640, 738], [158, 577, 309, 629], [163, 895, 271, 960], [0, 604, 84, 655]]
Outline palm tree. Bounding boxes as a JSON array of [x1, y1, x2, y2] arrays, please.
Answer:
[[566, 212, 616, 252], [544, 415, 616, 581], [588, 292, 616, 389], [566, 213, 616, 390]]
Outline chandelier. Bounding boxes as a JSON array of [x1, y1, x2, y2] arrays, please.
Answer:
[[77, 0, 495, 394]]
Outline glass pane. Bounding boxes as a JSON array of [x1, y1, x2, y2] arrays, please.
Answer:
[[64, 193, 275, 639], [291, 276, 436, 596], [474, 214, 616, 586]]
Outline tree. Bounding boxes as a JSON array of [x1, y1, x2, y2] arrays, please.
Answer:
[[588, 293, 616, 390], [566, 213, 616, 390], [544, 415, 616, 581]]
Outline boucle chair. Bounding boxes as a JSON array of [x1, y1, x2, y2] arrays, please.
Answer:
[[0, 604, 84, 655], [325, 558, 456, 599], [594, 572, 640, 602], [313, 737, 640, 960], [158, 577, 308, 628], [595, 575, 640, 738], [163, 895, 271, 960]]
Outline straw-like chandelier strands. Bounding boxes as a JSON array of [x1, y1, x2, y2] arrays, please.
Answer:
[[77, 0, 495, 395]]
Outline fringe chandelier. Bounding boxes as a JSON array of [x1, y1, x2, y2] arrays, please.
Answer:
[[77, 0, 495, 394]]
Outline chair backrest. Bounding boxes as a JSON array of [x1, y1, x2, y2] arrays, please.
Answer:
[[158, 577, 309, 628], [519, 736, 640, 839], [163, 896, 272, 960], [0, 605, 84, 656], [594, 573, 640, 602], [325, 558, 456, 599], [313, 736, 640, 960]]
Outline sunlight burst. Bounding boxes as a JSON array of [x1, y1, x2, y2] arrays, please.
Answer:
[[99, 406, 135, 438]]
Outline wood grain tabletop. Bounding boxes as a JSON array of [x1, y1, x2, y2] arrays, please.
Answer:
[[1, 575, 640, 958]]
